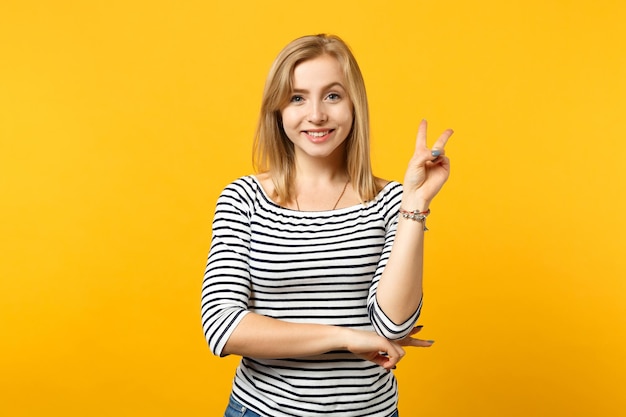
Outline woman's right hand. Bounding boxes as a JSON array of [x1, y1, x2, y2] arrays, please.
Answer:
[[344, 329, 406, 370]]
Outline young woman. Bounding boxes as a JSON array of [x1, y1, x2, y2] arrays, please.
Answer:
[[201, 34, 453, 417]]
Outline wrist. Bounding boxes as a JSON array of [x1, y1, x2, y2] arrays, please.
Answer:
[[398, 207, 430, 231], [400, 197, 431, 213], [335, 327, 355, 351]]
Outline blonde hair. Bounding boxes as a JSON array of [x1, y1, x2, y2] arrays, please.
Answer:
[[253, 34, 378, 204]]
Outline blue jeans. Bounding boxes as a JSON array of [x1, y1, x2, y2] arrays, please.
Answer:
[[224, 395, 398, 417], [224, 396, 262, 417]]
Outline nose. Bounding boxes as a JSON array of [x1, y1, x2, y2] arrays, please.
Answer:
[[307, 102, 327, 124]]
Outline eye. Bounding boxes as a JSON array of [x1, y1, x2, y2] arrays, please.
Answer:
[[290, 95, 304, 103], [326, 93, 341, 101]]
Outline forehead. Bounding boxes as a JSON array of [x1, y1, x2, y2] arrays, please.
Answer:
[[292, 54, 346, 88]]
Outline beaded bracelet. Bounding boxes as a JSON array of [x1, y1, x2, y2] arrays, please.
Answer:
[[398, 208, 431, 231]]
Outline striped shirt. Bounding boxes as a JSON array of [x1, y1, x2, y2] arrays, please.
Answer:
[[201, 176, 421, 417]]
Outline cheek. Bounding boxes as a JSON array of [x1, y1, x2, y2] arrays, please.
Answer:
[[280, 108, 298, 129], [279, 109, 300, 141], [337, 100, 353, 118], [340, 106, 354, 126]]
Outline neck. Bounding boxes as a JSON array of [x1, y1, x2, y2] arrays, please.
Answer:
[[291, 158, 352, 211], [293, 154, 348, 185]]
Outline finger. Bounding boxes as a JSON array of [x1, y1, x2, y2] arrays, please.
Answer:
[[408, 325, 424, 336], [431, 149, 445, 159], [431, 128, 454, 152], [427, 154, 450, 168], [370, 352, 396, 369], [433, 155, 450, 170], [383, 345, 405, 369], [402, 338, 435, 348], [413, 119, 428, 156]]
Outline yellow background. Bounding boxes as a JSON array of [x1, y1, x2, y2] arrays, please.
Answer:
[[1, 0, 625, 416]]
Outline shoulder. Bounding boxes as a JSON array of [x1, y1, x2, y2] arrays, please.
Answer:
[[253, 172, 275, 197], [374, 177, 390, 191], [373, 176, 403, 198], [215, 175, 262, 213], [220, 175, 257, 197], [368, 177, 402, 222], [218, 174, 282, 212]]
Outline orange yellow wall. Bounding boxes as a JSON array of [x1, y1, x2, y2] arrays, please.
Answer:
[[1, 1, 624, 416]]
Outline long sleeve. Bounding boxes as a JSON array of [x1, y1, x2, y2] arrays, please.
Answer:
[[367, 185, 421, 340], [201, 180, 254, 356]]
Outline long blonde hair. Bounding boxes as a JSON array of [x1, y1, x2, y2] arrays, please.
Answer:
[[253, 34, 378, 204]]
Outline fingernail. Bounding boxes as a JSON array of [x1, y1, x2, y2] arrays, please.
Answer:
[[427, 340, 435, 344], [415, 325, 424, 329], [431, 150, 441, 157]]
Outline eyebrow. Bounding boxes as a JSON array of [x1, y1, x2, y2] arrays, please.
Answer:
[[291, 82, 346, 93]]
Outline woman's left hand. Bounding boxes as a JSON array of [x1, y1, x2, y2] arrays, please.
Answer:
[[396, 325, 435, 348], [402, 120, 454, 206]]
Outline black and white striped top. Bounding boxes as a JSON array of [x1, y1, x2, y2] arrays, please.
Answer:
[[201, 176, 421, 417]]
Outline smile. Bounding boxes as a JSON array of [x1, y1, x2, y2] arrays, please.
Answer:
[[303, 130, 335, 142], [304, 129, 333, 138], [307, 130, 331, 137]]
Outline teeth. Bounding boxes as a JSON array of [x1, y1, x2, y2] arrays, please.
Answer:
[[307, 131, 329, 137]]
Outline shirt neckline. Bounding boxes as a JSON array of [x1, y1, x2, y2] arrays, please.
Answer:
[[248, 175, 399, 214]]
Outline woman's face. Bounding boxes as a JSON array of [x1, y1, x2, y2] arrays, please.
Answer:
[[281, 54, 354, 164]]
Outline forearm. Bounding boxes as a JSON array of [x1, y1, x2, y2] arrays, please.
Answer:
[[375, 118, 452, 326], [375, 198, 428, 324], [222, 312, 349, 358]]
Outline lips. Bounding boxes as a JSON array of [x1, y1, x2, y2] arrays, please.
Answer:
[[303, 129, 334, 143]]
